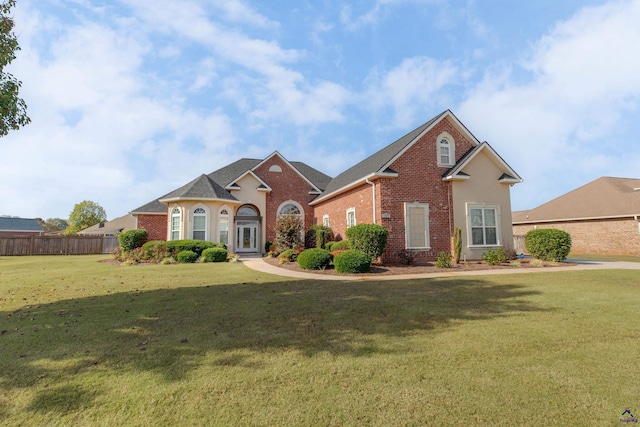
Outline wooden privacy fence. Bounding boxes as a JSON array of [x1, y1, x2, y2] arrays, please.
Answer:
[[513, 235, 527, 255], [0, 236, 119, 256]]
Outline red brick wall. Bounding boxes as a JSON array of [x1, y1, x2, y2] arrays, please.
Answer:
[[136, 214, 168, 241], [314, 117, 476, 263], [253, 156, 318, 246], [513, 218, 640, 256]]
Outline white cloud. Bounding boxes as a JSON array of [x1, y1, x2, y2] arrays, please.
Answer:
[[365, 57, 458, 128], [458, 0, 640, 209]]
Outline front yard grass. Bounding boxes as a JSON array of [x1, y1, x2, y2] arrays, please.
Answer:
[[1, 255, 639, 425]]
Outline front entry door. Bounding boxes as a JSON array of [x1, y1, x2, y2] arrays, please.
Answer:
[[236, 221, 259, 252]]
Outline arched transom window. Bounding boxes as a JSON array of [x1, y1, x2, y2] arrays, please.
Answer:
[[192, 207, 207, 240], [237, 206, 258, 216], [279, 203, 301, 216]]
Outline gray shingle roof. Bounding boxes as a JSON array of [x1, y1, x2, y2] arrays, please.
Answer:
[[161, 174, 239, 201], [290, 161, 332, 191], [0, 217, 43, 232], [208, 158, 261, 187], [316, 111, 447, 200], [131, 198, 168, 214]]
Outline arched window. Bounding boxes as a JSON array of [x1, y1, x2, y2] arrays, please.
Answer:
[[170, 207, 181, 241], [237, 205, 258, 216], [437, 132, 455, 166], [218, 208, 229, 245], [279, 203, 301, 216], [192, 207, 207, 240]]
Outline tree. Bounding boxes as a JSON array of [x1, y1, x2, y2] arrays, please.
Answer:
[[64, 201, 107, 235], [36, 217, 68, 233], [0, 0, 30, 137], [273, 213, 303, 251]]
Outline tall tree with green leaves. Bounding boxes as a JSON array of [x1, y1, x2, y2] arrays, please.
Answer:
[[64, 201, 107, 235], [0, 0, 30, 136]]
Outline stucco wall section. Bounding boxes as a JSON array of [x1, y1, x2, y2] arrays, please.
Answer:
[[452, 150, 515, 260], [513, 218, 640, 256]]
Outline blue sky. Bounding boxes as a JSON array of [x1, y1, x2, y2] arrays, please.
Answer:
[[2, 0, 639, 220]]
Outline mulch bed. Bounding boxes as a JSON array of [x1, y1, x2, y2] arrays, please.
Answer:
[[263, 256, 575, 276]]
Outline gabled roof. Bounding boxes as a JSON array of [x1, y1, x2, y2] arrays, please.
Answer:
[[225, 170, 272, 192], [208, 158, 262, 187], [78, 213, 137, 235], [250, 151, 331, 194], [311, 110, 481, 205], [513, 177, 640, 224], [160, 174, 239, 203], [0, 217, 43, 232], [442, 141, 522, 183], [131, 198, 167, 214]]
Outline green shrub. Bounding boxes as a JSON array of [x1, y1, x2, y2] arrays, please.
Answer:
[[202, 247, 228, 262], [346, 224, 389, 261], [453, 227, 462, 264], [328, 240, 350, 252], [274, 213, 303, 251], [482, 248, 508, 265], [117, 229, 148, 253], [296, 248, 332, 270], [525, 229, 572, 261], [435, 251, 453, 268], [305, 225, 333, 249], [265, 241, 273, 253], [164, 240, 218, 256], [176, 250, 199, 263], [141, 240, 169, 262], [333, 249, 371, 274], [278, 249, 299, 264]]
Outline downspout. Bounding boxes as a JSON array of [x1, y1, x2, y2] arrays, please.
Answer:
[[366, 178, 376, 224]]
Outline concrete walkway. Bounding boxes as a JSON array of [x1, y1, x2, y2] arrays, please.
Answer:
[[239, 256, 640, 281]]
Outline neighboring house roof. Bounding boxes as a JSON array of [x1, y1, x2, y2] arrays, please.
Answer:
[[160, 174, 240, 203], [442, 141, 523, 183], [131, 155, 331, 214], [513, 176, 640, 224], [0, 217, 43, 232], [311, 110, 483, 205], [78, 213, 137, 235]]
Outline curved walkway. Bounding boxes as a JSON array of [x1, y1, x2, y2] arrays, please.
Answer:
[[239, 256, 640, 281]]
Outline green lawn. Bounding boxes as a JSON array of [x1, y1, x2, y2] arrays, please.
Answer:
[[568, 253, 640, 263], [1, 256, 639, 426]]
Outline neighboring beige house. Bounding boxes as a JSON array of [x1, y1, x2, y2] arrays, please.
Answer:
[[513, 177, 640, 256], [78, 213, 137, 236]]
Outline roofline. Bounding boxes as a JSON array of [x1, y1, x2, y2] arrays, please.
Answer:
[[251, 151, 322, 193], [310, 171, 398, 205], [158, 197, 242, 204], [513, 213, 640, 224], [226, 170, 272, 191], [379, 110, 481, 173], [130, 211, 166, 216], [444, 141, 523, 183], [0, 229, 42, 233]]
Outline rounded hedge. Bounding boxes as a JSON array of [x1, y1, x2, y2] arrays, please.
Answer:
[[327, 240, 350, 252], [165, 240, 219, 256], [202, 247, 228, 263], [278, 249, 299, 263], [296, 248, 332, 270], [333, 249, 371, 274], [118, 229, 148, 253], [525, 228, 572, 261], [345, 224, 388, 260], [176, 250, 199, 263]]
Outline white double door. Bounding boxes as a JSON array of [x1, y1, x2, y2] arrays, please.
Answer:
[[235, 221, 259, 252]]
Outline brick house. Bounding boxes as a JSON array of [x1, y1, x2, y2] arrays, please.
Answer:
[[0, 217, 43, 238], [131, 110, 522, 262], [513, 177, 640, 256]]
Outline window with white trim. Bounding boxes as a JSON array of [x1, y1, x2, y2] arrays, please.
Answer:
[[279, 203, 301, 216], [468, 204, 501, 246], [437, 132, 455, 166], [170, 207, 181, 241], [323, 214, 330, 227], [192, 207, 207, 240], [346, 207, 356, 228], [218, 208, 229, 245], [404, 203, 430, 249]]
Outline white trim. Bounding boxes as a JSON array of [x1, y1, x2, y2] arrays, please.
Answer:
[[346, 207, 356, 228], [466, 203, 501, 247], [170, 207, 182, 241], [218, 206, 230, 246], [443, 142, 522, 183], [437, 131, 455, 167], [159, 197, 241, 204], [309, 171, 398, 205], [251, 151, 322, 194], [225, 170, 272, 192], [514, 214, 640, 224], [190, 204, 209, 240], [404, 202, 430, 249]]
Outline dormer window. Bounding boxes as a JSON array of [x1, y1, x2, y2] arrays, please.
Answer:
[[437, 132, 455, 167]]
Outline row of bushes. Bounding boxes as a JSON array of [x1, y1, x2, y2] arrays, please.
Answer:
[[285, 247, 373, 274]]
